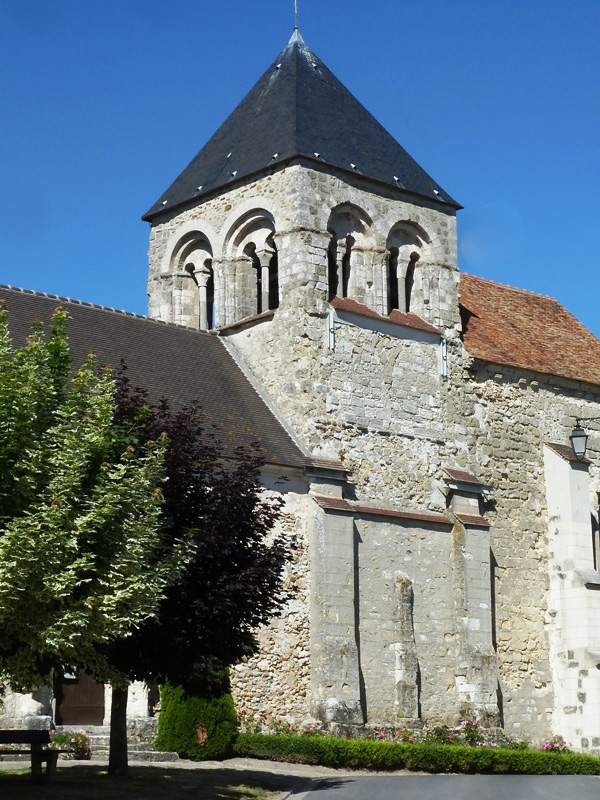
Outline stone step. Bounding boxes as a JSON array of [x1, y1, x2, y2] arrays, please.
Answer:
[[90, 749, 179, 763], [55, 725, 110, 735], [87, 735, 110, 745], [92, 743, 154, 752], [54, 724, 157, 749]]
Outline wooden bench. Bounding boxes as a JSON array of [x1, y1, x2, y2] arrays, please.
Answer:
[[0, 730, 66, 782]]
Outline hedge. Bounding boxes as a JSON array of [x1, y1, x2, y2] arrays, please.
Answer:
[[155, 683, 238, 760], [234, 733, 600, 775]]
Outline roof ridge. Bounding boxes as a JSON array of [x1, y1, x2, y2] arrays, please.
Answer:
[[0, 284, 213, 336], [461, 272, 565, 306]]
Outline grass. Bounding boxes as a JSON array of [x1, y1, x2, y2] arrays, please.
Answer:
[[0, 764, 283, 799]]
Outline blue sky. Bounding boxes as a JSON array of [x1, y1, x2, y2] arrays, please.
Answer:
[[1, 0, 599, 334]]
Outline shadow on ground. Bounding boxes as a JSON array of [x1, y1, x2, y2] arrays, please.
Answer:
[[0, 764, 351, 799]]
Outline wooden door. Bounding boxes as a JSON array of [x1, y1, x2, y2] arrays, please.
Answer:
[[55, 672, 105, 725]]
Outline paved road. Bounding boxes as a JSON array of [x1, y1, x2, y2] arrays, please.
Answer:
[[293, 774, 600, 800]]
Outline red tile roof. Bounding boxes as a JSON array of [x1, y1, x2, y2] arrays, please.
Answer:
[[311, 495, 451, 527], [330, 297, 440, 335], [460, 274, 600, 387], [218, 309, 275, 334], [443, 466, 483, 486], [455, 513, 490, 529]]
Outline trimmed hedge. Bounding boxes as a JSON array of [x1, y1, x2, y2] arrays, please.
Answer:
[[156, 683, 238, 760], [235, 733, 600, 775]]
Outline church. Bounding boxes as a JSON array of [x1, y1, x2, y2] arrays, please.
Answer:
[[2, 28, 600, 753]]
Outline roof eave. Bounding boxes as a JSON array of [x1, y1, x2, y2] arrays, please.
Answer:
[[465, 352, 600, 391], [142, 154, 462, 223]]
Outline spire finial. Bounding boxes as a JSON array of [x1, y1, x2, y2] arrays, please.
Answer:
[[294, 0, 298, 30]]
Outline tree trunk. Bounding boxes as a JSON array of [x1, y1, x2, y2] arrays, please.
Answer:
[[108, 684, 129, 776]]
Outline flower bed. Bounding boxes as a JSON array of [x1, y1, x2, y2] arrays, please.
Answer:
[[49, 731, 92, 760]]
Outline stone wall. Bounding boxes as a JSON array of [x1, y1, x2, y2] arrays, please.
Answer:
[[229, 487, 313, 725], [468, 363, 600, 744], [355, 517, 456, 724]]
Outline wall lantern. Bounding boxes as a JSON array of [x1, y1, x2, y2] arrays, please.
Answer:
[[570, 422, 589, 460], [570, 417, 600, 461]]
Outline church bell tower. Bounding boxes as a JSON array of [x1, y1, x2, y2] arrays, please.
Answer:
[[143, 29, 461, 336]]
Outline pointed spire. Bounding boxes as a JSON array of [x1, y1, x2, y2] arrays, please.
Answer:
[[294, 0, 299, 30], [288, 27, 305, 47], [143, 34, 460, 220]]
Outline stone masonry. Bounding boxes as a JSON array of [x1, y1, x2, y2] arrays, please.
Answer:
[[143, 151, 600, 748]]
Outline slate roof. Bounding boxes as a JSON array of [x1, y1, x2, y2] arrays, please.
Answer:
[[143, 30, 459, 220], [0, 286, 306, 469], [460, 274, 600, 388]]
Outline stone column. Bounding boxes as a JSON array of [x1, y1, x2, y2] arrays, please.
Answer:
[[310, 507, 363, 726], [380, 251, 391, 315], [255, 248, 275, 313], [194, 264, 212, 331], [396, 260, 407, 313], [212, 258, 232, 327], [337, 238, 348, 297]]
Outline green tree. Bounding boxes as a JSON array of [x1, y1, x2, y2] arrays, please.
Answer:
[[0, 308, 174, 697], [101, 370, 291, 773]]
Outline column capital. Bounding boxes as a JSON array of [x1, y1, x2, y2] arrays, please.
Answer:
[[194, 266, 212, 289], [254, 248, 276, 268]]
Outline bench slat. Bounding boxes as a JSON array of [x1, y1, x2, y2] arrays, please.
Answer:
[[0, 730, 51, 744]]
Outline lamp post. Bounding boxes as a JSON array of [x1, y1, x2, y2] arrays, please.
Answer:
[[569, 417, 600, 461]]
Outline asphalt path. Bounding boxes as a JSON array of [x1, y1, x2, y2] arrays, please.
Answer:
[[293, 774, 600, 800]]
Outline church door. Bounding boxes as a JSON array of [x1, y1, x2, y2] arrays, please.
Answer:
[[54, 672, 105, 725]]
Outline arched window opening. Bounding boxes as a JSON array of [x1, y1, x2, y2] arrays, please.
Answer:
[[265, 233, 279, 311], [405, 252, 419, 313], [327, 239, 339, 301], [386, 222, 430, 316], [244, 244, 263, 315], [327, 204, 373, 302], [168, 231, 213, 329], [244, 241, 278, 314], [254, 255, 262, 314], [225, 209, 277, 321], [269, 250, 279, 310], [206, 262, 215, 328], [341, 236, 354, 298], [387, 247, 399, 314], [327, 234, 355, 300]]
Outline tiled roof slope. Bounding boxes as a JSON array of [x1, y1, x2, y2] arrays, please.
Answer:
[[460, 274, 600, 387], [143, 30, 459, 220], [0, 287, 305, 468], [330, 296, 440, 335]]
